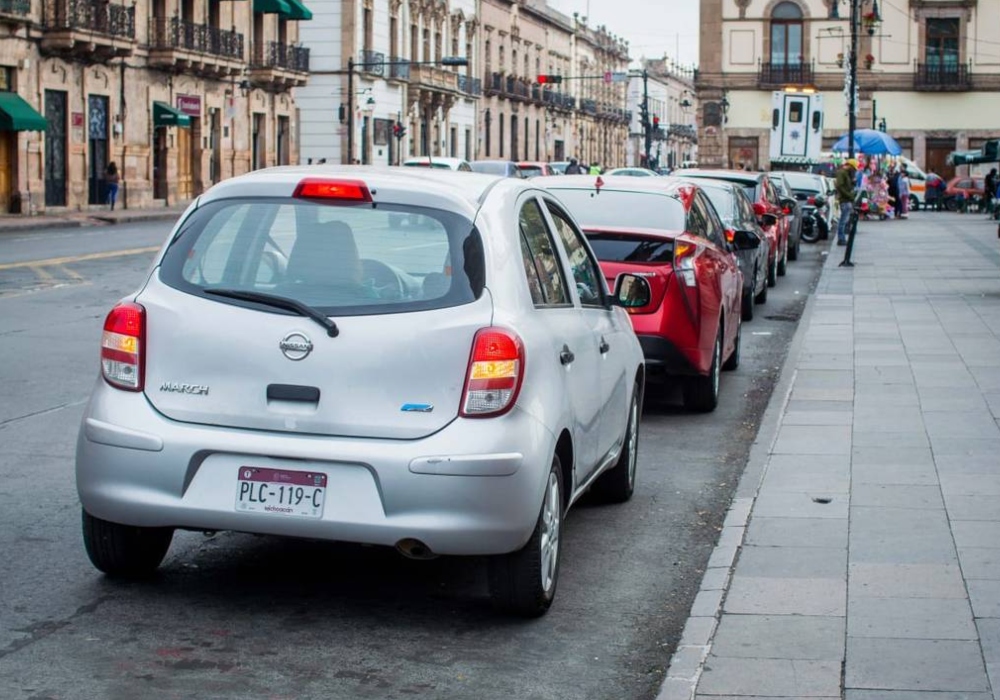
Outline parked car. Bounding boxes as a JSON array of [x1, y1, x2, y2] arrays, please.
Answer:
[[75, 166, 649, 617], [470, 160, 525, 177], [778, 171, 833, 242], [676, 169, 789, 286], [517, 161, 557, 177], [682, 178, 771, 319], [944, 176, 986, 211], [536, 175, 750, 412], [549, 161, 571, 174], [603, 167, 659, 177], [766, 172, 802, 261], [402, 156, 473, 171]]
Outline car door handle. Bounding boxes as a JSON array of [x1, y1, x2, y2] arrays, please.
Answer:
[[599, 338, 610, 354], [559, 345, 575, 365]]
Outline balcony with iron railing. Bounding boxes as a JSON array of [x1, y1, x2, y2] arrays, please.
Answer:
[[758, 60, 814, 87], [580, 98, 598, 115], [42, 0, 136, 58], [505, 75, 530, 101], [249, 41, 309, 90], [408, 63, 458, 93], [914, 62, 972, 91], [359, 49, 385, 76], [148, 17, 244, 76], [484, 71, 502, 95], [0, 0, 31, 21], [387, 56, 409, 81]]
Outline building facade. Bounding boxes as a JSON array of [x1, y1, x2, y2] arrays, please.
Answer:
[[697, 0, 1000, 177], [297, 0, 479, 166], [0, 0, 310, 214], [625, 57, 698, 170]]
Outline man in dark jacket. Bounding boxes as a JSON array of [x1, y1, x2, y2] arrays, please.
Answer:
[[564, 158, 584, 175], [835, 159, 858, 246]]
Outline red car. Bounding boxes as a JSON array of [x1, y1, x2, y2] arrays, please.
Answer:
[[944, 176, 986, 211], [517, 161, 557, 178], [675, 169, 789, 286], [539, 175, 753, 412]]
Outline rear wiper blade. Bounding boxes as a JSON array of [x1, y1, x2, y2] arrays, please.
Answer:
[[205, 288, 339, 337]]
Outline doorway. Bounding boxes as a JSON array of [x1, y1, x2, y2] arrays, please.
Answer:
[[277, 115, 289, 166], [728, 136, 759, 171], [0, 132, 13, 213], [44, 90, 67, 207], [176, 123, 192, 200], [188, 116, 201, 196], [153, 127, 167, 200], [87, 94, 109, 206], [926, 138, 956, 181], [209, 108, 222, 186], [252, 112, 265, 170]]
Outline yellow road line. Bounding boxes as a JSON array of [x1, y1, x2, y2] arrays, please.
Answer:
[[58, 264, 85, 280], [0, 246, 160, 271], [30, 265, 54, 281]]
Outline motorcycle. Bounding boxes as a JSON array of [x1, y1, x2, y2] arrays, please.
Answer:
[[800, 194, 830, 243]]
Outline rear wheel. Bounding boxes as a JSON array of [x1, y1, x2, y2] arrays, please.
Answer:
[[683, 323, 721, 413], [766, 251, 778, 287], [910, 194, 919, 211], [788, 234, 799, 261], [82, 510, 173, 578], [488, 458, 563, 617], [592, 385, 641, 503], [722, 317, 741, 371], [754, 274, 768, 304], [777, 240, 788, 276]]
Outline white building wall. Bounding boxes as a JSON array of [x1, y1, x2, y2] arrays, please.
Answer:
[[296, 0, 346, 163]]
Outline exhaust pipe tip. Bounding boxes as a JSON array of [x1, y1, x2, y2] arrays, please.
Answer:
[[395, 538, 437, 560]]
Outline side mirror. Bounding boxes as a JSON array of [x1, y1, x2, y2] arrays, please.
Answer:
[[732, 229, 761, 250], [612, 273, 651, 309]]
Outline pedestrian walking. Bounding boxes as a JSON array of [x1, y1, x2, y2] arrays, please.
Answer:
[[564, 157, 584, 175], [105, 162, 120, 211], [835, 158, 859, 246], [898, 168, 911, 218], [888, 166, 902, 219], [588, 162, 602, 175], [985, 168, 998, 217]]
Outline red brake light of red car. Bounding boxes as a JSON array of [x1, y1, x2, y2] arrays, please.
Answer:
[[782, 206, 792, 215], [673, 241, 697, 286], [101, 302, 145, 392], [807, 195, 816, 205], [724, 228, 735, 244], [293, 178, 373, 202], [753, 201, 767, 217], [460, 328, 525, 418]]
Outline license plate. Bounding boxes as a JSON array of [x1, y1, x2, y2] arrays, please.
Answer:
[[236, 467, 327, 518]]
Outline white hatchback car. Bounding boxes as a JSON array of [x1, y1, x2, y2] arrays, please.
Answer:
[[76, 166, 648, 616]]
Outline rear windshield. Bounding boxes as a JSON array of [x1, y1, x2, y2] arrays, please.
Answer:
[[698, 186, 736, 223], [403, 161, 454, 170], [781, 172, 823, 192], [684, 174, 757, 202], [586, 234, 674, 265], [548, 188, 686, 231], [159, 198, 484, 315], [518, 166, 544, 178], [471, 162, 511, 175]]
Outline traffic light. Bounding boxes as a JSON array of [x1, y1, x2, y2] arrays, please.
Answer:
[[652, 116, 660, 130], [536, 75, 563, 84], [393, 122, 406, 139]]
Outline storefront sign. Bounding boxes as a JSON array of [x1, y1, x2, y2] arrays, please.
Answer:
[[176, 95, 201, 117]]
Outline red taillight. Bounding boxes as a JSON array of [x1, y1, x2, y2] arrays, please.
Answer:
[[101, 302, 145, 391], [673, 241, 697, 286], [460, 328, 525, 418], [293, 178, 373, 202], [807, 195, 816, 205], [782, 206, 791, 215]]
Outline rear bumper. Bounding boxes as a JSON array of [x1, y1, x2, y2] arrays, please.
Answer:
[[636, 334, 701, 376], [75, 380, 558, 556]]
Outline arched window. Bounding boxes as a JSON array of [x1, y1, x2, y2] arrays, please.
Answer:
[[770, 2, 803, 66]]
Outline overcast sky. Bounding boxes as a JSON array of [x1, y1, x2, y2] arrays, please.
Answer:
[[547, 0, 700, 67]]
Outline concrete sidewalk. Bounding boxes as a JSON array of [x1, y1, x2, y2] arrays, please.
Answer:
[[660, 211, 1000, 699], [0, 203, 188, 233]]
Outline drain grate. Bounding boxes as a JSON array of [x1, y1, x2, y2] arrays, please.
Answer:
[[764, 313, 798, 322]]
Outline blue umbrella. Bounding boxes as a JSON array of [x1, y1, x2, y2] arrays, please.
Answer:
[[832, 129, 903, 155]]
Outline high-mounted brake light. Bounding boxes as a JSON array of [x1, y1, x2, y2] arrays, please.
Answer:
[[101, 302, 145, 391], [293, 178, 373, 203], [460, 328, 525, 418], [673, 241, 698, 287], [807, 195, 816, 205]]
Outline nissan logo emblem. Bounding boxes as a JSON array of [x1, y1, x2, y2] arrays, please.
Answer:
[[279, 332, 313, 361]]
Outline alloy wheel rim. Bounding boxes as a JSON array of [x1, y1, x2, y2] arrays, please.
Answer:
[[627, 396, 639, 487], [540, 471, 561, 593], [712, 334, 721, 397]]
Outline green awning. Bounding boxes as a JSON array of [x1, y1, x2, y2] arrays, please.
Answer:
[[0, 92, 47, 132], [253, 0, 293, 15], [284, 0, 312, 20], [153, 101, 191, 128]]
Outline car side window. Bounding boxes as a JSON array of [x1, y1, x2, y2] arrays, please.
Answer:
[[544, 200, 606, 307], [519, 198, 570, 307], [687, 197, 709, 242], [696, 192, 728, 248]]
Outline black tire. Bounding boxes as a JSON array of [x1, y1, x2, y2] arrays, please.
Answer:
[[722, 317, 741, 371], [741, 285, 755, 321], [777, 240, 788, 276], [801, 219, 820, 244], [945, 197, 959, 212], [82, 510, 173, 578], [818, 217, 830, 240], [766, 251, 778, 287], [788, 235, 799, 261], [488, 457, 563, 617], [682, 323, 721, 413], [909, 195, 919, 211], [754, 274, 768, 304], [592, 386, 641, 504]]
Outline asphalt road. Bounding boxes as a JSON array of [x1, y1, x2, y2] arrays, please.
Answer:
[[0, 221, 826, 700]]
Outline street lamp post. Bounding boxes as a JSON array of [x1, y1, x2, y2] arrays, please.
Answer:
[[346, 55, 468, 165], [837, 0, 862, 267]]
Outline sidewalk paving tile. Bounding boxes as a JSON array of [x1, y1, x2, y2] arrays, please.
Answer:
[[723, 576, 845, 616], [924, 410, 1000, 440], [850, 484, 944, 510], [951, 521, 1000, 549], [849, 507, 957, 565], [771, 424, 852, 454], [698, 657, 842, 697], [751, 489, 849, 519], [760, 455, 850, 493], [918, 386, 991, 411], [847, 597, 978, 639], [968, 579, 1000, 618], [849, 563, 969, 599], [745, 516, 848, 549], [709, 614, 844, 659], [945, 494, 1000, 521], [735, 545, 846, 579], [846, 691, 994, 699], [958, 549, 1000, 580], [845, 638, 990, 692]]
